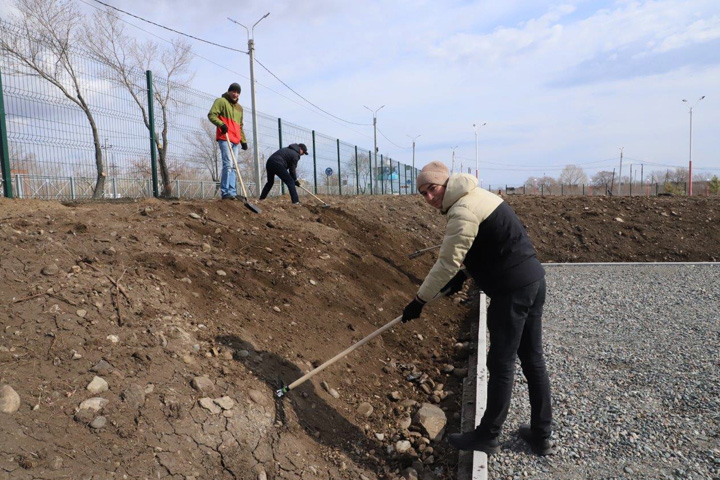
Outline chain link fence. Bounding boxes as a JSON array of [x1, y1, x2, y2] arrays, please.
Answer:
[[0, 19, 419, 201]]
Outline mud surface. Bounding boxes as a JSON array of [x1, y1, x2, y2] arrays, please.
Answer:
[[0, 194, 717, 479]]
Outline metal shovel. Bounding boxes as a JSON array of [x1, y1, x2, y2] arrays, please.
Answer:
[[408, 244, 441, 259], [227, 140, 261, 214]]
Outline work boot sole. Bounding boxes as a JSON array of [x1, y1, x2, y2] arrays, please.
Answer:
[[518, 424, 557, 456], [447, 432, 500, 454]]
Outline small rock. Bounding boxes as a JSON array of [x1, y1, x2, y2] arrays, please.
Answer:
[[413, 403, 447, 441], [121, 384, 146, 409], [89, 416, 107, 429], [309, 279, 317, 285], [78, 397, 109, 412], [402, 467, 419, 480], [248, 389, 269, 406], [216, 270, 227, 276], [202, 243, 212, 253], [191, 376, 214, 393], [396, 440, 412, 453], [189, 212, 201, 219], [329, 389, 340, 399], [272, 306, 281, 312], [388, 391, 402, 401], [91, 359, 114, 375], [106, 335, 119, 343], [615, 217, 625, 223], [214, 396, 235, 410], [375, 433, 385, 441], [74, 408, 95, 424], [41, 264, 59, 276], [0, 385, 21, 414], [87, 376, 108, 394], [199, 397, 221, 414], [76, 309, 87, 318], [357, 402, 374, 417]]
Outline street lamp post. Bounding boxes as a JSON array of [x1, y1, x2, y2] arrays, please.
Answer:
[[407, 134, 421, 192], [451, 145, 459, 174], [229, 12, 270, 197], [682, 96, 705, 196], [364, 105, 384, 194], [473, 122, 486, 181]]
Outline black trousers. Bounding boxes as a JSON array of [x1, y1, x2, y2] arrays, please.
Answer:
[[477, 278, 552, 439], [259, 160, 299, 203]]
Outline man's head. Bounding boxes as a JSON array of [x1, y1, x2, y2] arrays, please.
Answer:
[[227, 82, 241, 101], [298, 143, 309, 155], [417, 161, 449, 210]]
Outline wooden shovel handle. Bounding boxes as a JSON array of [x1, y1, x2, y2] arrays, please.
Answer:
[[287, 315, 403, 391]]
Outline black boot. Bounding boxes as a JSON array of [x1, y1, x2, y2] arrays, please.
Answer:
[[518, 424, 556, 456], [447, 430, 500, 454]]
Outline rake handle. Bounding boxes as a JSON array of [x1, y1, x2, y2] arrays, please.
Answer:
[[297, 184, 328, 206], [286, 315, 403, 392]]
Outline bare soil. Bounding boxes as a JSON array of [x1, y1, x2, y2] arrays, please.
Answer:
[[0, 194, 717, 480]]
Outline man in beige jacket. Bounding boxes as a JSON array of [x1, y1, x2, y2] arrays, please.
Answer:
[[402, 161, 555, 456]]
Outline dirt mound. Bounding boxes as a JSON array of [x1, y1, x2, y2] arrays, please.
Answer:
[[0, 194, 717, 479]]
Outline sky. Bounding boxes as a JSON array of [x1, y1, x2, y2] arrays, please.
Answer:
[[3, 0, 720, 187]]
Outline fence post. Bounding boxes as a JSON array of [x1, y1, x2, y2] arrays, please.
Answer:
[[312, 130, 317, 195], [369, 150, 373, 195], [561, 184, 563, 196], [278, 118, 285, 196], [355, 146, 359, 195], [0, 64, 13, 198], [70, 176, 76, 200], [337, 139, 342, 196], [380, 154, 384, 195], [146, 71, 159, 198]]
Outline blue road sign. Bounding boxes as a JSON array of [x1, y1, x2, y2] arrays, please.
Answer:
[[325, 167, 333, 176]]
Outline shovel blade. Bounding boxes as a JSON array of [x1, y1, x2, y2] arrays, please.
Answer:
[[244, 201, 262, 214]]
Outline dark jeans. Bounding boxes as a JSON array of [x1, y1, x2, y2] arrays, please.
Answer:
[[259, 160, 299, 203], [477, 278, 552, 439]]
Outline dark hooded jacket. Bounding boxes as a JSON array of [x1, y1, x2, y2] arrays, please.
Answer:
[[267, 144, 303, 180]]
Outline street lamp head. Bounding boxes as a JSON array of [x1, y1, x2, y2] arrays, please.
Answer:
[[682, 99, 688, 103]]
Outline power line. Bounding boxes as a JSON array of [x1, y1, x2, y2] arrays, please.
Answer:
[[89, 0, 247, 53], [377, 127, 411, 150], [254, 58, 370, 127], [77, 0, 374, 141]]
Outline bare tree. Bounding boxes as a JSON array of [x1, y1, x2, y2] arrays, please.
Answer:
[[342, 151, 372, 193], [591, 170, 614, 193], [187, 120, 221, 182], [559, 164, 587, 186], [84, 8, 194, 198], [0, 0, 107, 197]]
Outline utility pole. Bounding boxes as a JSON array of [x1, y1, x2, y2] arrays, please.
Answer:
[[473, 122, 486, 181], [682, 96, 705, 196], [364, 105, 384, 193], [451, 145, 459, 174], [229, 13, 270, 197], [407, 134, 421, 192], [618, 147, 624, 196]]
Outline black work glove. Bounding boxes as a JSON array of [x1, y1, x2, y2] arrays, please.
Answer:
[[441, 270, 468, 296], [402, 297, 426, 323], [219, 124, 228, 134], [294, 180, 301, 187], [241, 142, 248, 151]]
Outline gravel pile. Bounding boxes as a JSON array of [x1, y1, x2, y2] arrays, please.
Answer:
[[484, 264, 720, 480]]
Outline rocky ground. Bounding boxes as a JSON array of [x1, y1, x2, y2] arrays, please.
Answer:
[[0, 193, 717, 480]]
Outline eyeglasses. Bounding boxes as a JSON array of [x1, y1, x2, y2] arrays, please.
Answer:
[[419, 184, 441, 197]]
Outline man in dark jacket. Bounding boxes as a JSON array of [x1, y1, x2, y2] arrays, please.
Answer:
[[402, 161, 555, 456], [259, 143, 308, 204]]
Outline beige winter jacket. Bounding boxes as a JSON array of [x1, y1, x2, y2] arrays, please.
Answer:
[[416, 174, 503, 302]]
